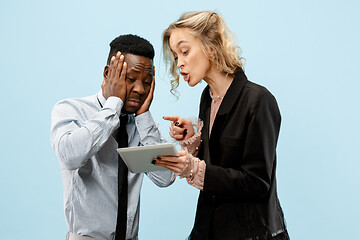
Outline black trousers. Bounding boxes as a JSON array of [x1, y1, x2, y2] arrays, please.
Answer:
[[271, 230, 290, 240], [187, 229, 290, 240]]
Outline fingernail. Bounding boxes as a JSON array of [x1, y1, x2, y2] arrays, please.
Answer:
[[151, 160, 156, 165], [157, 156, 161, 160]]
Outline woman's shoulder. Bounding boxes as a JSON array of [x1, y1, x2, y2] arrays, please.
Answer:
[[240, 81, 280, 114], [243, 80, 276, 100], [244, 80, 269, 94]]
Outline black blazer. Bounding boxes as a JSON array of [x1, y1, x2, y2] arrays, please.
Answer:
[[190, 69, 287, 240]]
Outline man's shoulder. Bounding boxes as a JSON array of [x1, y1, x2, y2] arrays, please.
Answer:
[[52, 94, 98, 115], [54, 94, 96, 107]]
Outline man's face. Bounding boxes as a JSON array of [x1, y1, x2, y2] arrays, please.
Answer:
[[122, 53, 153, 114]]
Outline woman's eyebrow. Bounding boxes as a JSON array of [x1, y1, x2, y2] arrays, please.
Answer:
[[176, 40, 188, 47]]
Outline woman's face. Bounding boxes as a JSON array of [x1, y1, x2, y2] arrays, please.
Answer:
[[169, 28, 211, 87]]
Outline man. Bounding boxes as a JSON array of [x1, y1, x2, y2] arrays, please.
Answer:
[[50, 34, 174, 240]]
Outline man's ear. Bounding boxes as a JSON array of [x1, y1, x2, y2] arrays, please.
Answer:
[[103, 65, 109, 78]]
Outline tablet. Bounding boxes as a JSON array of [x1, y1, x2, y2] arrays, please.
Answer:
[[117, 143, 178, 173]]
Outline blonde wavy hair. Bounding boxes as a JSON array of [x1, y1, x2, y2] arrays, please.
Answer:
[[162, 11, 244, 95]]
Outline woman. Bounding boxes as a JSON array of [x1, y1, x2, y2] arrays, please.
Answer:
[[154, 11, 289, 240]]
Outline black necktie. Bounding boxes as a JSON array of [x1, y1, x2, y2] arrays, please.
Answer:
[[115, 114, 128, 240]]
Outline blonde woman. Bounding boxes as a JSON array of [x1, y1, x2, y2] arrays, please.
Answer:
[[153, 11, 289, 240]]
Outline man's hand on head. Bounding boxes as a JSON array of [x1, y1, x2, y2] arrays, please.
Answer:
[[102, 51, 127, 102], [136, 66, 155, 116]]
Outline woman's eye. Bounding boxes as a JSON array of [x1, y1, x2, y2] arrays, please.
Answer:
[[144, 81, 151, 86], [183, 50, 188, 55], [127, 78, 135, 82]]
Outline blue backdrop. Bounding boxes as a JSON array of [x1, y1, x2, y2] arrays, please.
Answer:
[[1, 0, 359, 239]]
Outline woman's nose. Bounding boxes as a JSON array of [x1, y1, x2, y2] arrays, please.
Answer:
[[177, 58, 184, 69]]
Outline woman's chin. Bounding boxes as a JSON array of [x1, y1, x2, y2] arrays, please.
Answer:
[[187, 78, 200, 87]]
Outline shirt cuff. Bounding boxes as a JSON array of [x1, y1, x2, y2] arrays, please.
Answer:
[[188, 160, 206, 190], [179, 119, 203, 156], [103, 96, 123, 116]]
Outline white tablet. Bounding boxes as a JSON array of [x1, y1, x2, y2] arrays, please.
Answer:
[[117, 143, 178, 173]]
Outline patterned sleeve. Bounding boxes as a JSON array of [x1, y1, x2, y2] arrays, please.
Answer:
[[179, 119, 203, 156]]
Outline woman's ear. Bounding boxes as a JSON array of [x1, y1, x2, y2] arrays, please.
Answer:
[[103, 65, 109, 78], [206, 47, 217, 69], [208, 47, 216, 59]]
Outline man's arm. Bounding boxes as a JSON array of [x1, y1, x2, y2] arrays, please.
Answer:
[[135, 111, 167, 145], [50, 97, 123, 170], [51, 52, 127, 170], [135, 111, 174, 187]]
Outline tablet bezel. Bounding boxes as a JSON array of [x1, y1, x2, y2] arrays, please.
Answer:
[[117, 143, 178, 173]]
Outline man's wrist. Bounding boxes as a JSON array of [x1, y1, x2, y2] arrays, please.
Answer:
[[103, 96, 124, 116], [135, 111, 154, 129]]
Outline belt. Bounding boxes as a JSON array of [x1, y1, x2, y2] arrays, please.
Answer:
[[67, 232, 139, 240]]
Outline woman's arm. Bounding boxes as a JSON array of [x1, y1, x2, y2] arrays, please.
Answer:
[[163, 116, 203, 156]]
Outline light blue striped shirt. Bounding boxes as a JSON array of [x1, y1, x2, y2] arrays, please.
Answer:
[[50, 91, 174, 240]]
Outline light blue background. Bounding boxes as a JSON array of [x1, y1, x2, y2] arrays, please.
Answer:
[[1, 0, 359, 239]]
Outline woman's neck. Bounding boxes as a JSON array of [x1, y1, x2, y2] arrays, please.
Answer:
[[203, 69, 234, 97]]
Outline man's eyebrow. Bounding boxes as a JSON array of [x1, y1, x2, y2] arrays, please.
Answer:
[[128, 68, 141, 73]]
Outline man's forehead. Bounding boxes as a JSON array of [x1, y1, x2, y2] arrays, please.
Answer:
[[124, 53, 153, 73], [128, 62, 153, 70]]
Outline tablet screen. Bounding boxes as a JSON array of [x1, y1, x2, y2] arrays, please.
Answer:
[[117, 143, 178, 173]]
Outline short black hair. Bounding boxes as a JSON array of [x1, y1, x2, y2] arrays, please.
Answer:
[[107, 34, 155, 64]]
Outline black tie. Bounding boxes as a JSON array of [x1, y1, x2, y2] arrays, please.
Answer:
[[115, 114, 128, 240]]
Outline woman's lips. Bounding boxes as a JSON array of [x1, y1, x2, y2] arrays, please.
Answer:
[[181, 72, 190, 82]]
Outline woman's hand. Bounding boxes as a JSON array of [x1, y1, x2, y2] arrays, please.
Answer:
[[153, 150, 188, 174], [163, 116, 195, 141]]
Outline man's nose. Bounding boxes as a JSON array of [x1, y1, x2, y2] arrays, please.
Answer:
[[133, 81, 145, 94]]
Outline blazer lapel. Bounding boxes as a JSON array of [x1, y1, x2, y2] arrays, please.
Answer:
[[217, 68, 248, 116], [200, 87, 212, 165], [209, 69, 248, 153]]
